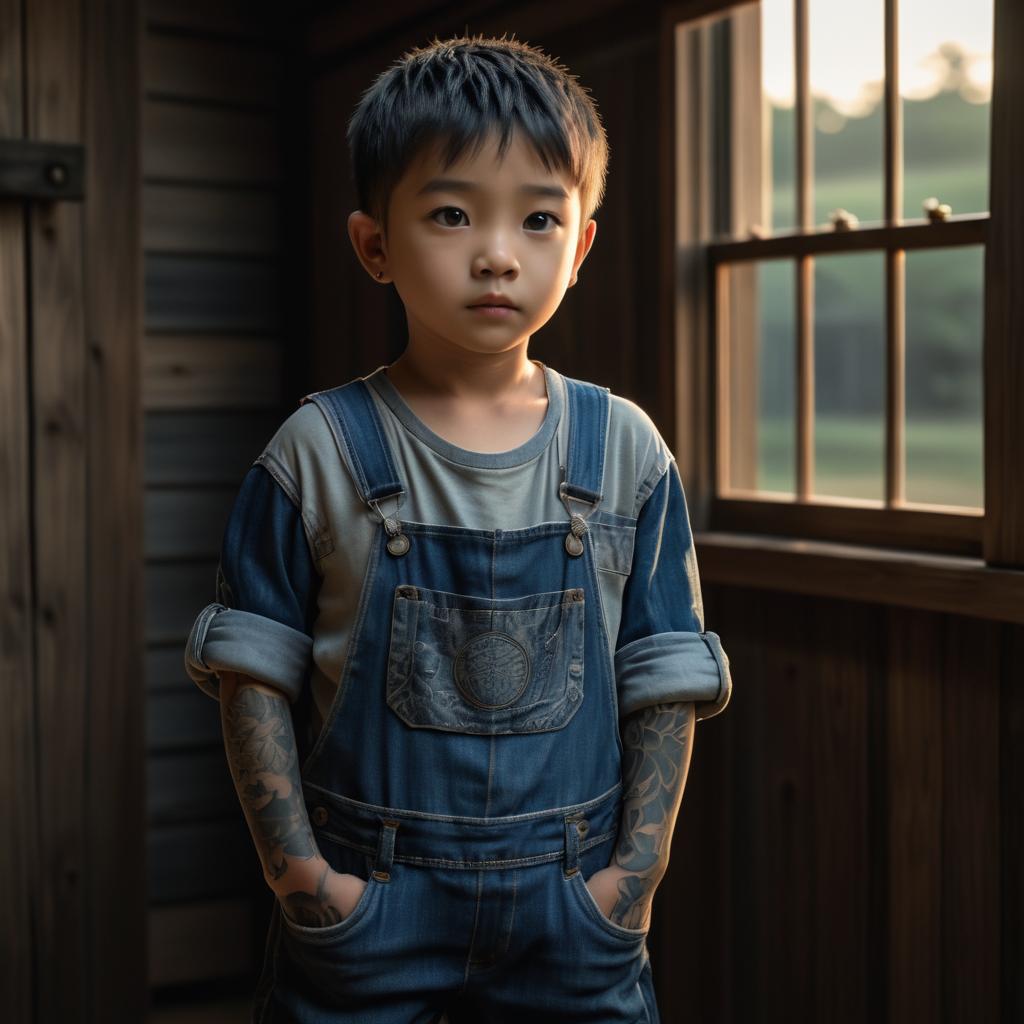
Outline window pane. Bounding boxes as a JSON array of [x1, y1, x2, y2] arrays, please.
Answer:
[[905, 246, 984, 508], [809, 0, 885, 227], [726, 260, 797, 495], [900, 1, 992, 219], [813, 252, 885, 500], [761, 0, 796, 233]]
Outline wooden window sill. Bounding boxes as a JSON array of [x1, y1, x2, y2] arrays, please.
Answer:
[[694, 531, 1024, 625]]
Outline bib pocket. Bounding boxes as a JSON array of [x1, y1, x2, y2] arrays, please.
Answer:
[[386, 584, 586, 735]]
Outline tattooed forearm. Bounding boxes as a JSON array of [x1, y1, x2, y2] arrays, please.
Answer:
[[220, 676, 318, 886], [611, 700, 696, 927]]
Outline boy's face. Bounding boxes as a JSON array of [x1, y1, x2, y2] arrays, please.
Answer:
[[349, 128, 596, 361]]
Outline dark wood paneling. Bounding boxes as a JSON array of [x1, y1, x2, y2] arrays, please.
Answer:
[[1003, 623, 1024, 1024], [146, 561, 218, 644], [143, 184, 280, 255], [941, 615, 1000, 1021], [143, 335, 283, 410], [27, 0, 90, 1016], [148, 687, 225, 751], [145, 255, 281, 333], [138, 0, 293, 1001], [148, 749, 240, 824], [148, 898, 256, 988], [143, 101, 280, 184], [144, 32, 282, 106], [144, 411, 279, 486], [145, 486, 236, 560], [148, 820, 259, 905], [887, 608, 943, 1023], [83, 0, 148, 1018], [147, 644, 206, 695], [0, 0, 37, 1017], [691, 583, 1016, 1024], [144, 0, 275, 39]]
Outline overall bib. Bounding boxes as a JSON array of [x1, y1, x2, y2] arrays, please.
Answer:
[[252, 375, 662, 1024]]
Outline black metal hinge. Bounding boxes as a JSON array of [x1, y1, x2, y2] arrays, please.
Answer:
[[0, 139, 85, 201]]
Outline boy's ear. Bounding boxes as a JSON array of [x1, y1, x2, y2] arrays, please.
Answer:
[[568, 218, 597, 288], [347, 210, 389, 282]]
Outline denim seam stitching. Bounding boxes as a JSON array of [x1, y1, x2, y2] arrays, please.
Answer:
[[300, 778, 622, 823]]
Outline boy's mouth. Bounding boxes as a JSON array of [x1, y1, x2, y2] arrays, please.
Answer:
[[468, 293, 519, 310]]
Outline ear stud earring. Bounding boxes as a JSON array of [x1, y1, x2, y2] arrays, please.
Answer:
[[376, 270, 384, 280]]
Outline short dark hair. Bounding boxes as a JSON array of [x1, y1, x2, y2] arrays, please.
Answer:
[[347, 33, 609, 237]]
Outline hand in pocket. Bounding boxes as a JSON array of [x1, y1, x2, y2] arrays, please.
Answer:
[[278, 864, 369, 928], [584, 865, 654, 932]]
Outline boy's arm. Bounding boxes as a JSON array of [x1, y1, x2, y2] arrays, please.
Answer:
[[595, 451, 731, 928], [219, 669, 336, 915], [609, 699, 695, 928]]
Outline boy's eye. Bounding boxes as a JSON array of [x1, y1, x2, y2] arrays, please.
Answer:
[[525, 212, 561, 232], [432, 207, 467, 227]]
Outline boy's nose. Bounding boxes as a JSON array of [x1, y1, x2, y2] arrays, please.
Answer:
[[473, 249, 519, 278]]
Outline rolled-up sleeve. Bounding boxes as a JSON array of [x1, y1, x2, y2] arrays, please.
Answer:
[[614, 458, 731, 722], [184, 462, 322, 703]]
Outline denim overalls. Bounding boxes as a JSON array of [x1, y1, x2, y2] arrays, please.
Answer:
[[252, 374, 662, 1024]]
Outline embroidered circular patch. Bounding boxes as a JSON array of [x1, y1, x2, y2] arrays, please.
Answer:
[[453, 632, 531, 709]]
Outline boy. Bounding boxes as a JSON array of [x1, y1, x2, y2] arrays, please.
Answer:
[[184, 33, 731, 1024]]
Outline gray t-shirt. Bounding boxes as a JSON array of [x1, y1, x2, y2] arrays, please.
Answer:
[[255, 360, 672, 739]]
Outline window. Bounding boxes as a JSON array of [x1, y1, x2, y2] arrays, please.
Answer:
[[678, 0, 997, 557]]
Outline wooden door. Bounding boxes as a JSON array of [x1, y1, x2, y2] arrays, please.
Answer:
[[0, 0, 145, 1021]]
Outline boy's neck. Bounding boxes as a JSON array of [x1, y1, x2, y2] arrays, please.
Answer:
[[383, 345, 550, 454], [385, 345, 545, 406]]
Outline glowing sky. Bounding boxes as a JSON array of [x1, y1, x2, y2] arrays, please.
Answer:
[[762, 0, 993, 114]]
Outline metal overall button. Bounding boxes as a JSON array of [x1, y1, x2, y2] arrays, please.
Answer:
[[311, 806, 328, 827], [565, 512, 588, 556], [383, 515, 409, 556]]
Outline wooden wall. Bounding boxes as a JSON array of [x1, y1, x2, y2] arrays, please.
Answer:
[[140, 0, 303, 992], [2, 0, 146, 1019], [654, 587, 1018, 1023]]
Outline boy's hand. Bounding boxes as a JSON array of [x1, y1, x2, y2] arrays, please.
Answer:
[[274, 859, 369, 928], [583, 864, 658, 932]]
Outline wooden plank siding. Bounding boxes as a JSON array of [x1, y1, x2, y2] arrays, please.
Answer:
[[26, 6, 92, 1019], [140, 0, 295, 996], [1, 0, 146, 1018], [664, 585, 1014, 1024], [0, 1, 40, 1019]]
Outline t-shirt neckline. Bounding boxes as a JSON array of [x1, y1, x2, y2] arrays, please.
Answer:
[[365, 360, 564, 469]]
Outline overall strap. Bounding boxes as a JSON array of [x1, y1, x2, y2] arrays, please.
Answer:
[[299, 379, 405, 506], [561, 375, 610, 507]]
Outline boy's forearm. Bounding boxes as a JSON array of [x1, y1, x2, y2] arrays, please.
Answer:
[[610, 700, 696, 924], [219, 670, 324, 894]]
